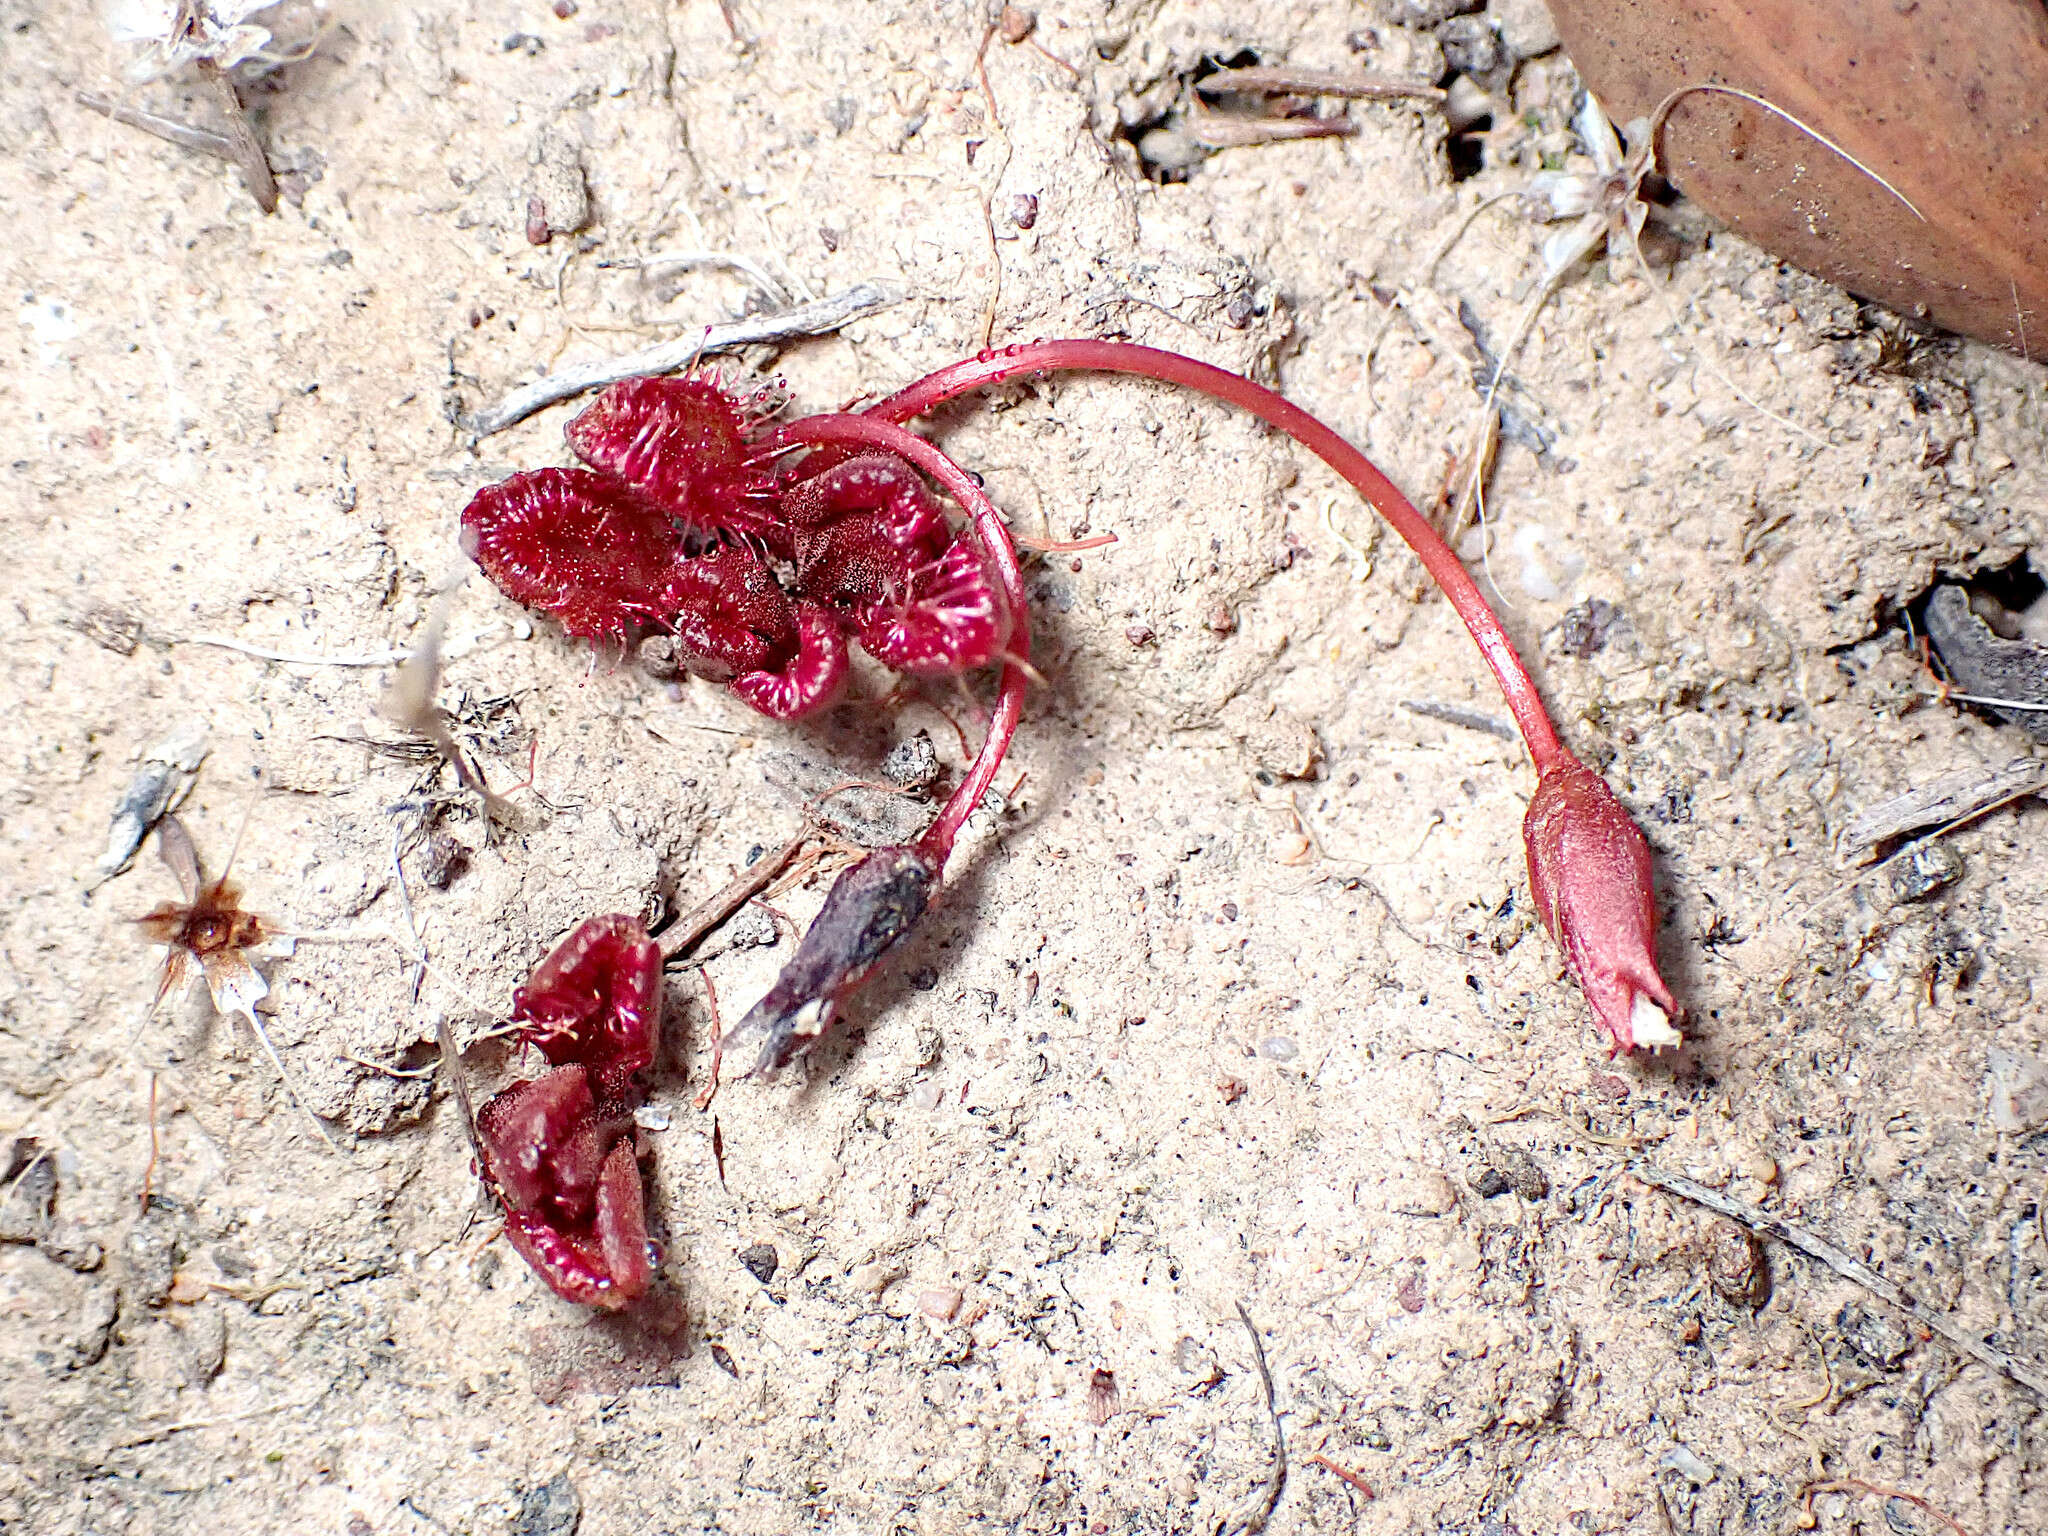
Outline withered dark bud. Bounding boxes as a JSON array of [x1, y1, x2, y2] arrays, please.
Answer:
[[723, 845, 939, 1076]]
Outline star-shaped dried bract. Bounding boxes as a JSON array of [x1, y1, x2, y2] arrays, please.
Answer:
[[134, 814, 333, 1144]]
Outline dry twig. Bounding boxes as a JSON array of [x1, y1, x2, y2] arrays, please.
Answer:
[[1800, 1479, 1972, 1536], [1229, 1301, 1287, 1534], [1634, 1164, 2048, 1399], [464, 283, 903, 436], [656, 832, 811, 962]]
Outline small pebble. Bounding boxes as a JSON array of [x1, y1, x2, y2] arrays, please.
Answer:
[[1258, 1036, 1298, 1063], [737, 1243, 779, 1284], [883, 730, 940, 790], [632, 1104, 671, 1132], [1889, 842, 1963, 904], [1705, 1219, 1770, 1308], [918, 1286, 963, 1321], [1273, 831, 1315, 865]]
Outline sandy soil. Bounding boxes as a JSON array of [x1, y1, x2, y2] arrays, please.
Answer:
[[3, 2, 2045, 1533]]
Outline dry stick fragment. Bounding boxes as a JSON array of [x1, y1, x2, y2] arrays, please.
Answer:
[[1801, 1479, 1972, 1536], [182, 635, 414, 667], [691, 971, 725, 1113], [1304, 1452, 1376, 1500], [464, 283, 903, 436], [972, 21, 1012, 349], [1784, 780, 2046, 934], [1188, 111, 1357, 148], [1232, 1301, 1287, 1534], [75, 90, 240, 160], [1839, 758, 2048, 861], [1197, 65, 1446, 104], [139, 1074, 161, 1210], [194, 59, 277, 213], [655, 781, 922, 963], [656, 832, 811, 962], [1633, 1163, 2048, 1399], [110, 1393, 317, 1452]]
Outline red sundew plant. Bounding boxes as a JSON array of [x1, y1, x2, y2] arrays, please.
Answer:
[[473, 915, 663, 1309], [459, 339, 1679, 1303]]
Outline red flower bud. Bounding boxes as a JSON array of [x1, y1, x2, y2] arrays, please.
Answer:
[[1522, 755, 1680, 1053]]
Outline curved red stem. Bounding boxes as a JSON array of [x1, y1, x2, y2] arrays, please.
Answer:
[[868, 341, 1563, 773], [762, 412, 1030, 867]]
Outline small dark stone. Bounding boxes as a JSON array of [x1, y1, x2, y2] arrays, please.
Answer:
[[1385, 0, 1482, 24], [910, 966, 940, 991], [0, 1139, 53, 1243], [1706, 1220, 1770, 1308], [512, 1474, 581, 1536], [1889, 842, 1963, 904], [123, 1205, 180, 1308], [1552, 598, 1622, 658], [738, 1243, 779, 1284], [636, 634, 683, 680], [176, 1304, 227, 1385], [825, 97, 858, 135], [1500, 1149, 1549, 1201], [420, 833, 469, 890], [1471, 1167, 1512, 1198], [1008, 192, 1039, 230], [883, 730, 940, 791], [1838, 1302, 1912, 1371], [71, 1284, 119, 1367], [37, 1220, 103, 1273], [1470, 1147, 1547, 1199], [710, 1342, 741, 1378], [1396, 1268, 1427, 1313], [1437, 14, 1503, 76]]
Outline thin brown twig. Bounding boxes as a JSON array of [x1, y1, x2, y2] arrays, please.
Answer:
[[434, 1010, 485, 1173], [194, 58, 277, 213], [1232, 1301, 1287, 1534], [139, 1074, 161, 1211], [692, 971, 725, 1113], [1304, 1452, 1375, 1499], [110, 1394, 314, 1451], [1197, 65, 1446, 104], [1800, 1479, 1972, 1536], [76, 90, 238, 160], [465, 284, 902, 436], [1635, 1163, 2048, 1399], [656, 832, 811, 961], [972, 21, 1011, 349]]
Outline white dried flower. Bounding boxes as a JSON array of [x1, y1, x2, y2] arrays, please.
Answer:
[[101, 0, 319, 83]]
